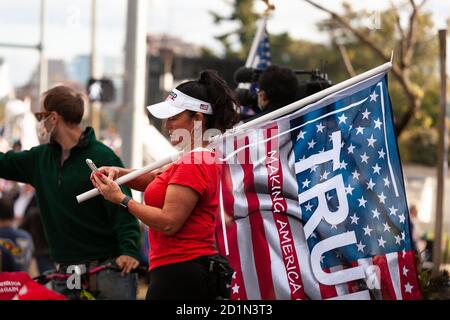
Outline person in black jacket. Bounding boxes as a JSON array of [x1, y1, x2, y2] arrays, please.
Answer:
[[244, 65, 298, 123]]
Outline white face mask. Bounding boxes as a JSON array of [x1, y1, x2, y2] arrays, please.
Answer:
[[36, 115, 55, 145]]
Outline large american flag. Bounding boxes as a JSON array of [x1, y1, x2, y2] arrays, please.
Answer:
[[213, 72, 421, 300]]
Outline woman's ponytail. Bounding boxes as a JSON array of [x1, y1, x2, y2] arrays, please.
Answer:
[[177, 70, 240, 132], [198, 70, 240, 132]]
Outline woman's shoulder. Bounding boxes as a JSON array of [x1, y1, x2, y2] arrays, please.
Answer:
[[177, 148, 219, 166]]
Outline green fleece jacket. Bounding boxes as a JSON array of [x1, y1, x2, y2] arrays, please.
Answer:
[[0, 127, 141, 263]]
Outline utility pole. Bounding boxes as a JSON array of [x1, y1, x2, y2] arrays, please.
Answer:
[[39, 0, 47, 96], [0, 0, 47, 102], [89, 0, 101, 133], [432, 29, 448, 278], [120, 0, 148, 170]]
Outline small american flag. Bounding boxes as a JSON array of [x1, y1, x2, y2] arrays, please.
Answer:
[[253, 27, 271, 70], [241, 25, 272, 119], [213, 71, 421, 300]]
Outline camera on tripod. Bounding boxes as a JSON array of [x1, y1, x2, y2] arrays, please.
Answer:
[[233, 65, 332, 113]]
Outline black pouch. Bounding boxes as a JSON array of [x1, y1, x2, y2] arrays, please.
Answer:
[[200, 254, 234, 299]]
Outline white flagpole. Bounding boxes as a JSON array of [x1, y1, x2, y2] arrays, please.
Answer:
[[77, 61, 392, 203], [245, 16, 268, 68], [219, 181, 229, 255], [76, 152, 181, 203], [238, 16, 268, 91]]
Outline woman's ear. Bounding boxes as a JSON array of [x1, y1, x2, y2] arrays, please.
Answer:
[[49, 111, 57, 121], [193, 112, 204, 122]]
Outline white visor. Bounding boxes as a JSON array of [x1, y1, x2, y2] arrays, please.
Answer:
[[146, 88, 213, 119]]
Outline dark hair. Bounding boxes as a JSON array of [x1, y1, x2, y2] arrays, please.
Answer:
[[176, 70, 240, 132], [258, 65, 298, 106], [42, 86, 85, 124], [0, 197, 14, 221]]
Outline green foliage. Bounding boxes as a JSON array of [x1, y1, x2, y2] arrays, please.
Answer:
[[398, 127, 438, 166], [419, 268, 450, 300], [201, 47, 218, 58], [269, 33, 343, 81], [211, 0, 259, 59], [414, 81, 440, 128]]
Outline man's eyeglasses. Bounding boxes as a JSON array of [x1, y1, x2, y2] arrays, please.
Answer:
[[34, 112, 52, 121]]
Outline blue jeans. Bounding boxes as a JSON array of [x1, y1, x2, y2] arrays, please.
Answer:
[[52, 267, 138, 300]]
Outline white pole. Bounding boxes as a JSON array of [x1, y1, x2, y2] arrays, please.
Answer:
[[245, 16, 268, 68], [89, 0, 101, 133], [77, 61, 392, 203], [120, 0, 147, 170], [39, 0, 47, 95], [238, 16, 268, 91], [219, 181, 229, 255]]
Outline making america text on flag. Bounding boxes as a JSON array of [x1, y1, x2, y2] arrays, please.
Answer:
[[213, 71, 421, 300]]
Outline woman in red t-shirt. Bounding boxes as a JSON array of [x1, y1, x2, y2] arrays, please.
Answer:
[[91, 70, 239, 300]]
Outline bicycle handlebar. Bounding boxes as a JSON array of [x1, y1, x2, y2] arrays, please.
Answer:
[[33, 262, 124, 284]]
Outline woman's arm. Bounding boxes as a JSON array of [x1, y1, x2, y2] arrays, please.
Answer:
[[92, 173, 199, 235], [95, 166, 158, 192], [127, 184, 199, 235], [120, 168, 157, 192]]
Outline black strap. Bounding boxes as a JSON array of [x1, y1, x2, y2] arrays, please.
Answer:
[[194, 254, 234, 299]]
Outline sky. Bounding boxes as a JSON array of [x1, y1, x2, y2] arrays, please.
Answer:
[[0, 0, 449, 86]]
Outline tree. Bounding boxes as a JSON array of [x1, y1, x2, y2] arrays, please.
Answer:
[[303, 0, 439, 136], [211, 0, 344, 81], [211, 0, 259, 59]]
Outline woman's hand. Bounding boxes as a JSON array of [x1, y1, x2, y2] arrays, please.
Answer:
[[92, 172, 125, 205], [90, 166, 121, 186], [91, 167, 120, 180]]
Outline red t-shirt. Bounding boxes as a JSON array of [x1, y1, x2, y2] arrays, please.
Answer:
[[144, 150, 221, 270]]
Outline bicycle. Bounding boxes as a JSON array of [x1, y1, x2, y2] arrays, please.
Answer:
[[33, 261, 125, 300]]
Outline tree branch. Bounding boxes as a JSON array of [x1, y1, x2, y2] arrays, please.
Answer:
[[303, 0, 416, 91], [397, 97, 420, 133], [303, 0, 390, 62], [303, 0, 422, 136], [338, 43, 356, 77], [418, 0, 428, 9], [404, 1, 419, 66], [389, 0, 406, 68], [404, 0, 428, 66], [391, 1, 406, 40], [302, 0, 411, 83]]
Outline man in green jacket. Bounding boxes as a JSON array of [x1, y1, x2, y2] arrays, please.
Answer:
[[0, 86, 141, 299]]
